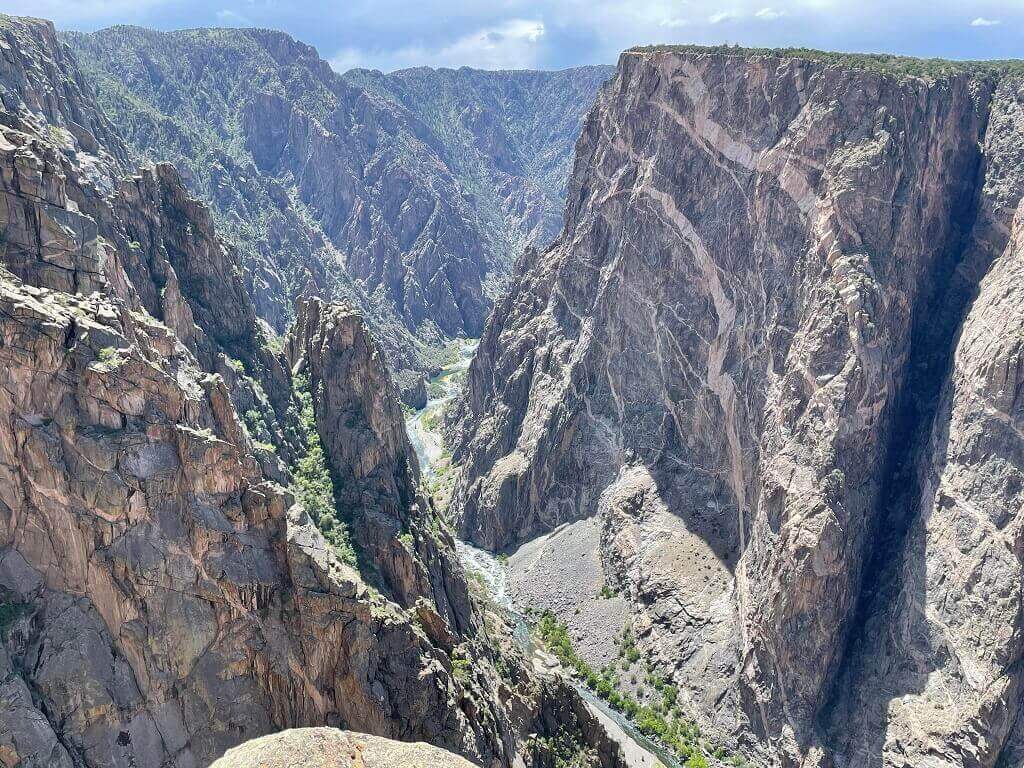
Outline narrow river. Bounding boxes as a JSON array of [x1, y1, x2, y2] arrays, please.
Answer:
[[405, 344, 679, 768]]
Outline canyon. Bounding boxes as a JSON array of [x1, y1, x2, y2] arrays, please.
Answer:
[[0, 14, 622, 768], [0, 9, 1022, 768], [63, 25, 612, 405]]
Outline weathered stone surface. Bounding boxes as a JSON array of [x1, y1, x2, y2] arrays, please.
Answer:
[[450, 47, 1024, 766], [209, 728, 478, 768]]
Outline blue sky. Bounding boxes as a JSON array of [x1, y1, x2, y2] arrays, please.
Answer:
[[8, 1, 1024, 72]]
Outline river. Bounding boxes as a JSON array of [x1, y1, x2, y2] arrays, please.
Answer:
[[405, 344, 680, 768], [405, 338, 477, 481]]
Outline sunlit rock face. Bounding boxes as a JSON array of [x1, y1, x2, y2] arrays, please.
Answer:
[[208, 728, 478, 768], [450, 47, 1024, 766], [0, 16, 626, 768]]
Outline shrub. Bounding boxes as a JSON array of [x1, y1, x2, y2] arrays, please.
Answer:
[[450, 647, 473, 685], [95, 346, 127, 369], [292, 372, 356, 566], [533, 610, 741, 766], [0, 596, 28, 637]]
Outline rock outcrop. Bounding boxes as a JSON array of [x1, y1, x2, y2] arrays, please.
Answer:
[[449, 47, 1024, 766], [286, 297, 473, 627], [209, 728, 478, 768], [0, 15, 625, 768], [64, 26, 611, 405]]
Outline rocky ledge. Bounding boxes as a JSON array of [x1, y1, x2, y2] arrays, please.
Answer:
[[209, 728, 477, 768]]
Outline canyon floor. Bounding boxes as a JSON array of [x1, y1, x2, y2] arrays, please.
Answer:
[[406, 347, 685, 768]]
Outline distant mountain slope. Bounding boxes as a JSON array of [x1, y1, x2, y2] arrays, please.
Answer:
[[344, 65, 614, 289], [64, 25, 611, 403]]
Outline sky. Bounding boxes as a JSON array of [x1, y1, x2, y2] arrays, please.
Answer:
[[6, 0, 1024, 72]]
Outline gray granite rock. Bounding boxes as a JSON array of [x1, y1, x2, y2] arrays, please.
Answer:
[[449, 47, 1024, 766]]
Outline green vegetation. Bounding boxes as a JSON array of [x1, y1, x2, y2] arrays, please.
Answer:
[[94, 345, 127, 369], [424, 449, 458, 513], [619, 626, 642, 665], [630, 43, 1024, 80], [450, 645, 473, 685], [292, 372, 356, 566], [420, 407, 443, 433], [0, 594, 28, 638], [242, 406, 274, 446], [465, 567, 491, 603], [535, 611, 748, 767], [265, 333, 285, 355], [527, 728, 598, 768], [598, 584, 617, 599]]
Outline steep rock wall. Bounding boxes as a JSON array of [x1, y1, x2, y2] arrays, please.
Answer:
[[450, 47, 1024, 766], [0, 16, 625, 768]]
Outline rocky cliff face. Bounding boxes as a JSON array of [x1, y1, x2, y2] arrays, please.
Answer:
[[63, 26, 611, 405], [285, 297, 473, 627], [450, 47, 1024, 766], [0, 16, 624, 768], [346, 65, 614, 289]]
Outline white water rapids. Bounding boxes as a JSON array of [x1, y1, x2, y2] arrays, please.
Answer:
[[404, 341, 677, 768]]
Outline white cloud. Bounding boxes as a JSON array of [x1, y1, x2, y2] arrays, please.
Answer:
[[18, 0, 1024, 73], [330, 18, 546, 73], [708, 10, 741, 23], [329, 47, 366, 72], [216, 9, 253, 26]]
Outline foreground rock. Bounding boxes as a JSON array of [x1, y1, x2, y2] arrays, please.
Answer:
[[449, 46, 1024, 766], [210, 728, 477, 768]]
